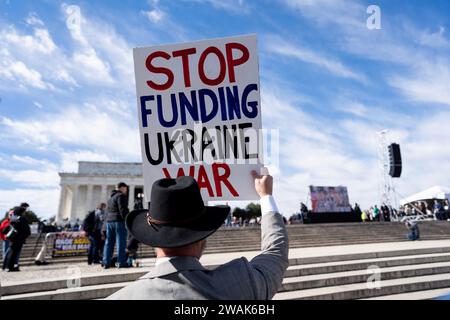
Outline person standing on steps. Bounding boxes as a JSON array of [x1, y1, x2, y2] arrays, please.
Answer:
[[102, 182, 130, 269]]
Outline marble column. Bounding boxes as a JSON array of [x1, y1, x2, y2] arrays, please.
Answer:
[[57, 184, 67, 224], [70, 184, 79, 222], [86, 184, 93, 211], [101, 184, 108, 203], [128, 185, 135, 210]]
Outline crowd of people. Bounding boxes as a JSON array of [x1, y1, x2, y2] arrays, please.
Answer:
[[398, 199, 450, 221], [0, 203, 31, 272], [292, 200, 450, 224], [358, 200, 450, 222], [224, 215, 262, 227], [357, 204, 395, 222]]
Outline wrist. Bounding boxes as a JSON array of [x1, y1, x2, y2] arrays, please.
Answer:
[[260, 195, 278, 215]]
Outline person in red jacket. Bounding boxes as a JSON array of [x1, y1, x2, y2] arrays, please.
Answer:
[[0, 210, 14, 260]]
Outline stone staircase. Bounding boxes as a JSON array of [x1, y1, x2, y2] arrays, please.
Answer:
[[3, 244, 450, 300], [5, 221, 450, 266]]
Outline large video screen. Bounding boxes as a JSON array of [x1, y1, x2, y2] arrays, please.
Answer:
[[309, 186, 352, 213]]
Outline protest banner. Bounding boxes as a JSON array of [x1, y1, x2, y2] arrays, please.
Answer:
[[133, 35, 263, 201], [309, 186, 352, 213], [52, 232, 90, 257]]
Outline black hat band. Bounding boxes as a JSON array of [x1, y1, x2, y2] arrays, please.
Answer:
[[146, 207, 207, 226]]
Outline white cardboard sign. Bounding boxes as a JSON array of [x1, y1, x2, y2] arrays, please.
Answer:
[[133, 34, 262, 201]]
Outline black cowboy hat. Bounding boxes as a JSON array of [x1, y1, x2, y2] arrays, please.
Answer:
[[126, 176, 230, 248]]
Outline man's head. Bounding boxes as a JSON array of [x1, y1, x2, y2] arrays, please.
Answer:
[[117, 182, 128, 195], [20, 202, 30, 209], [126, 176, 229, 251], [12, 206, 26, 217], [156, 239, 207, 259], [98, 202, 107, 210]]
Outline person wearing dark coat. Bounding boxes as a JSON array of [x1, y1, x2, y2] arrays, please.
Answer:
[[102, 182, 129, 268], [2, 206, 31, 272]]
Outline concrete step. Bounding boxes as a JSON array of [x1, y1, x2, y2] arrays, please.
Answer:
[[361, 287, 450, 300], [285, 252, 450, 277], [4, 246, 450, 300], [281, 261, 450, 292], [290, 246, 450, 265], [273, 272, 450, 300], [1, 282, 131, 300], [14, 237, 450, 266], [1, 269, 150, 296], [15, 238, 450, 260], [6, 246, 450, 295]]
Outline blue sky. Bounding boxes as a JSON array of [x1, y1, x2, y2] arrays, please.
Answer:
[[1, 0, 450, 218]]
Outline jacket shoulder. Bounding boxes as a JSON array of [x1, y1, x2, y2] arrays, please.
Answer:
[[191, 257, 257, 299]]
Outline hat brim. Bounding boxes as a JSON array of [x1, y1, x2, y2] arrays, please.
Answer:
[[126, 206, 230, 248]]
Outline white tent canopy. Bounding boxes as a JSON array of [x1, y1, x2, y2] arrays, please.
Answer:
[[400, 186, 450, 206]]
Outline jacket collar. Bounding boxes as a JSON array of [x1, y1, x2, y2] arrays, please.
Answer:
[[141, 256, 206, 279]]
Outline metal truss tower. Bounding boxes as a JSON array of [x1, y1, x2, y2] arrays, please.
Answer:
[[377, 130, 398, 208]]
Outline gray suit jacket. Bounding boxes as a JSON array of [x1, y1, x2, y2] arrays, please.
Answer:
[[107, 211, 289, 300]]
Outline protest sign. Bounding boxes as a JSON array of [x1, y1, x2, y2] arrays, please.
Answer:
[[133, 35, 263, 201], [52, 232, 90, 257], [309, 186, 352, 213]]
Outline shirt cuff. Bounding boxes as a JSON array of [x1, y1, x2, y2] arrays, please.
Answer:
[[260, 195, 279, 216]]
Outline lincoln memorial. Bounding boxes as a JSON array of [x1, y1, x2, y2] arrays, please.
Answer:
[[56, 161, 146, 224]]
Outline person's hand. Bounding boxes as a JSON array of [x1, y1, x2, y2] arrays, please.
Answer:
[[251, 169, 273, 198]]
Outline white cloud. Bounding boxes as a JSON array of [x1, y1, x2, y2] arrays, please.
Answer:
[[0, 155, 59, 188], [33, 101, 43, 109], [0, 26, 63, 90], [285, 0, 364, 29], [60, 150, 113, 173], [389, 60, 450, 107], [25, 12, 44, 27], [72, 49, 113, 84], [0, 7, 144, 218], [140, 1, 192, 42], [142, 9, 165, 23], [265, 36, 366, 83], [335, 101, 370, 117], [2, 60, 54, 90], [283, 0, 450, 109], [0, 188, 59, 219], [0, 168, 59, 187], [189, 0, 249, 14], [260, 89, 378, 213], [418, 27, 450, 49], [1, 104, 140, 159], [0, 26, 56, 54], [11, 155, 51, 166]]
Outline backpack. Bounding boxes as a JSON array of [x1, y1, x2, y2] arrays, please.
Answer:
[[8, 216, 30, 242], [5, 225, 19, 241], [82, 210, 96, 234]]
